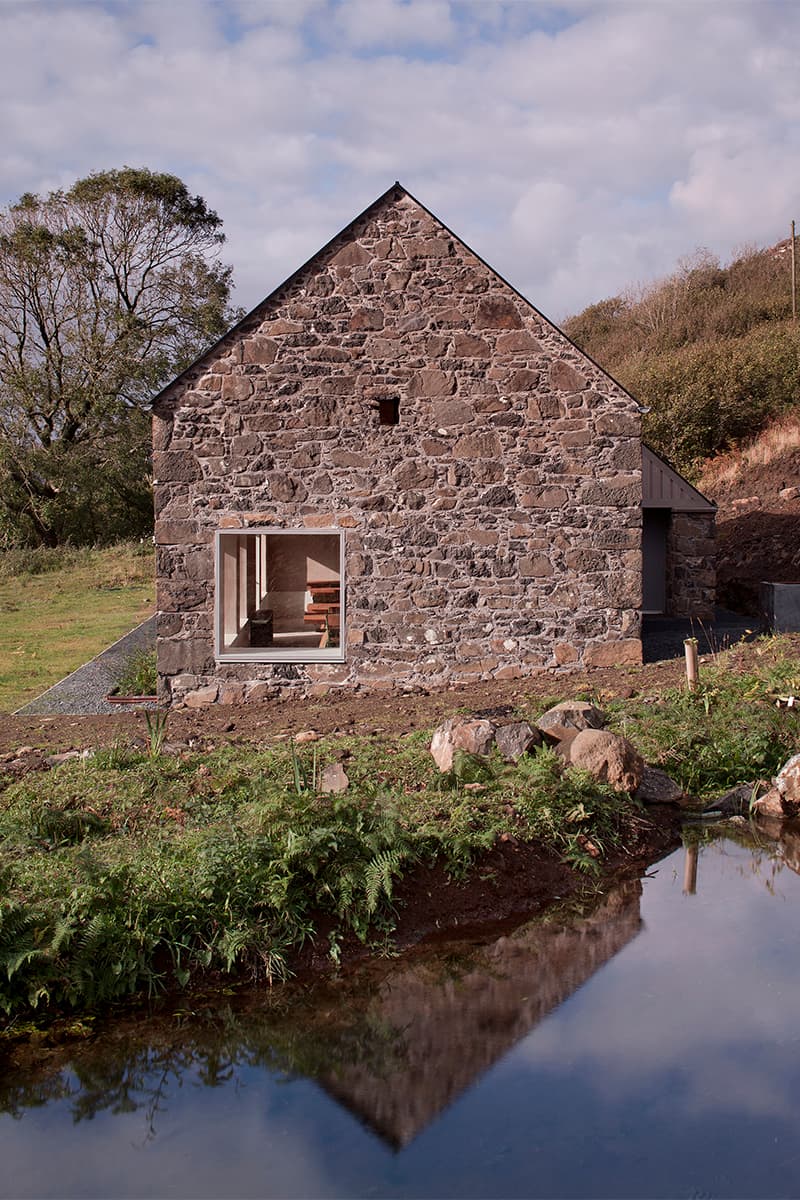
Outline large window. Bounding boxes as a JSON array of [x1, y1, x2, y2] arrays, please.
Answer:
[[215, 529, 344, 662]]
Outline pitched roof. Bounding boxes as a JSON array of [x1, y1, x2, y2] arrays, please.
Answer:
[[150, 180, 641, 412], [151, 181, 710, 507], [643, 445, 716, 512]]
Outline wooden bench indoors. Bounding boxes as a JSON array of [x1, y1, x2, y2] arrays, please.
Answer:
[[303, 579, 341, 647]]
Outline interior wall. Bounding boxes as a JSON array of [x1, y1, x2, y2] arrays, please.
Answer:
[[266, 534, 340, 630]]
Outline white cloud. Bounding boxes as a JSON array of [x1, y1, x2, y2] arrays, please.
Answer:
[[1, 0, 798, 321]]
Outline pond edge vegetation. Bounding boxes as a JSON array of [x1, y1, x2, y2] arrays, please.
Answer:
[[1, 634, 799, 1025]]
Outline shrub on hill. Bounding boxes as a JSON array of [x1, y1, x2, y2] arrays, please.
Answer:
[[564, 242, 800, 471]]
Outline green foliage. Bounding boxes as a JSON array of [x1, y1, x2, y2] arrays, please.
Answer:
[[607, 645, 800, 796], [116, 649, 157, 697], [143, 710, 169, 757], [633, 324, 800, 471], [0, 540, 153, 713], [563, 243, 800, 470], [0, 729, 642, 1018], [0, 167, 237, 547]]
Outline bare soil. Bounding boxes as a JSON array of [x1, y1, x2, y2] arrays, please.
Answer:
[[702, 446, 800, 614], [0, 658, 693, 758]]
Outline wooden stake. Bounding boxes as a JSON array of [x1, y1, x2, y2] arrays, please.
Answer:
[[792, 219, 797, 324], [684, 637, 699, 691], [683, 843, 698, 895]]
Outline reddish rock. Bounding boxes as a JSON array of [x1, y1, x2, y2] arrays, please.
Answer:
[[430, 718, 496, 772], [568, 730, 644, 794], [476, 297, 523, 329], [319, 762, 349, 794], [549, 361, 586, 392]]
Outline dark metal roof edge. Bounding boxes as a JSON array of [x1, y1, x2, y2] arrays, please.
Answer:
[[642, 442, 717, 510]]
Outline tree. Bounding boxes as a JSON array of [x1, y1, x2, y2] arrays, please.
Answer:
[[0, 168, 237, 545]]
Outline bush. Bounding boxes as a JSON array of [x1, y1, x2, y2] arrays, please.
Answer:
[[115, 649, 157, 697]]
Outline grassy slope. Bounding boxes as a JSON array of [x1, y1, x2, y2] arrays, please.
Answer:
[[0, 544, 155, 713]]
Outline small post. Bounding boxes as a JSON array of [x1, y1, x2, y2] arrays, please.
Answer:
[[684, 636, 699, 691], [683, 842, 699, 895], [791, 219, 797, 324]]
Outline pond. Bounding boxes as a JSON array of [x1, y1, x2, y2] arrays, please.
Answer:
[[3, 829, 800, 1199]]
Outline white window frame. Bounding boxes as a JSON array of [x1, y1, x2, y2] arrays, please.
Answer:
[[214, 528, 345, 664]]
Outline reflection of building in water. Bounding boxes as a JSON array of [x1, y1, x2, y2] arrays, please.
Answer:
[[318, 880, 643, 1148], [0, 880, 644, 1146]]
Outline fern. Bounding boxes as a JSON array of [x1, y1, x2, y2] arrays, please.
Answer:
[[364, 848, 405, 914]]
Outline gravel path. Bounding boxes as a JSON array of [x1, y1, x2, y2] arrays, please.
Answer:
[[15, 616, 157, 716]]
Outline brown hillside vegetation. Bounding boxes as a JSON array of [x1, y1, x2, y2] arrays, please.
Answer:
[[563, 241, 800, 473], [697, 416, 800, 614]]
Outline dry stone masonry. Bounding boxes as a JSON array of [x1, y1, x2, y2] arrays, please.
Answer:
[[153, 184, 648, 705]]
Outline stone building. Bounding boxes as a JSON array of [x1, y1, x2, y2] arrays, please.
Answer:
[[151, 182, 715, 706]]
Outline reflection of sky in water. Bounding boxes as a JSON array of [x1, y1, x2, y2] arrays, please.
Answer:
[[4, 838, 800, 1198]]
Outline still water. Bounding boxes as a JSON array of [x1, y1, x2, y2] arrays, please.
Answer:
[[3, 832, 800, 1199]]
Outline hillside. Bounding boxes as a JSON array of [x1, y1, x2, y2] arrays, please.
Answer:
[[563, 239, 800, 474], [695, 417, 800, 614]]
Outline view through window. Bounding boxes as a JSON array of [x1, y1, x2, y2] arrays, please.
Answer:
[[216, 530, 343, 661]]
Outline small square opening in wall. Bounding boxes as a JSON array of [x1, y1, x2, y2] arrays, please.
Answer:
[[378, 397, 400, 426], [215, 529, 344, 663]]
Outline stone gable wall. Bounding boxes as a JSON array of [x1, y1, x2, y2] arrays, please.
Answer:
[[153, 190, 644, 704]]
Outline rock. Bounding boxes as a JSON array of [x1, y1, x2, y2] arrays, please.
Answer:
[[779, 486, 800, 501], [752, 787, 785, 818], [552, 729, 579, 759], [634, 765, 685, 806], [45, 750, 83, 768], [775, 752, 800, 815], [430, 717, 496, 772], [752, 754, 800, 819], [536, 701, 606, 740], [494, 721, 540, 762], [319, 762, 349, 794], [568, 729, 644, 794], [704, 781, 768, 818], [184, 686, 218, 708]]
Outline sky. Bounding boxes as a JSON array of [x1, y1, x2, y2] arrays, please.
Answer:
[[2, 0, 799, 322]]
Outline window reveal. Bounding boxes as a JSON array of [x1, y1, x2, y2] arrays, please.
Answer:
[[215, 529, 344, 662]]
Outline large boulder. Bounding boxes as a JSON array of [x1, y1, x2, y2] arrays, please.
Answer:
[[752, 753, 800, 819], [494, 721, 541, 763], [568, 729, 644, 794], [430, 717, 496, 772], [634, 765, 685, 806], [537, 700, 606, 742]]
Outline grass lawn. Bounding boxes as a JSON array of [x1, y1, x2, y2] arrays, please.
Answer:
[[0, 543, 155, 713]]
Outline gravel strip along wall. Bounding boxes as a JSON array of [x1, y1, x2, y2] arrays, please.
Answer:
[[15, 617, 157, 716]]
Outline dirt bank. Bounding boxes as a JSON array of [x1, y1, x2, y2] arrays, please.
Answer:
[[0, 657, 693, 757]]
